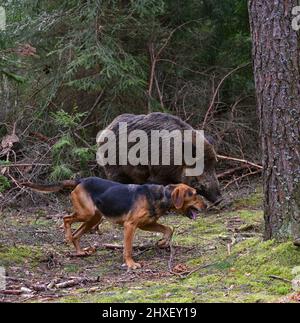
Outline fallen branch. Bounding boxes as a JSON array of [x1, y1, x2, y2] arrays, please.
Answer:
[[30, 284, 47, 292], [0, 289, 23, 295], [6, 276, 30, 282], [269, 275, 291, 283], [223, 170, 262, 190], [184, 262, 218, 278], [172, 262, 218, 279], [103, 244, 124, 250], [31, 277, 100, 291], [0, 163, 51, 168], [217, 165, 256, 179], [102, 243, 152, 251], [55, 278, 88, 289], [217, 154, 263, 169]]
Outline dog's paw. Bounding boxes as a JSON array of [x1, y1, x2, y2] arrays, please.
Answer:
[[70, 251, 89, 257], [156, 238, 171, 249], [83, 246, 97, 254], [71, 247, 96, 257], [126, 260, 142, 270]]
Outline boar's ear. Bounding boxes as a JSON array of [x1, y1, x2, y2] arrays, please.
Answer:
[[171, 186, 185, 209]]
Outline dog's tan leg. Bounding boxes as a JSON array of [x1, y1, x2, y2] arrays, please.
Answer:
[[89, 217, 104, 234], [123, 222, 141, 269], [63, 213, 78, 243], [71, 222, 89, 256], [64, 186, 100, 256], [71, 214, 102, 256], [71, 211, 102, 237], [139, 222, 174, 248]]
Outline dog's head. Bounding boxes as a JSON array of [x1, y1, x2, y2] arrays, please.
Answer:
[[167, 184, 207, 219]]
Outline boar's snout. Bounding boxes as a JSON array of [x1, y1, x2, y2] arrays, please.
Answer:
[[194, 172, 222, 205], [196, 186, 222, 205]]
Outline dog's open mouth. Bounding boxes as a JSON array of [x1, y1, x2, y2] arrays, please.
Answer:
[[186, 207, 200, 220]]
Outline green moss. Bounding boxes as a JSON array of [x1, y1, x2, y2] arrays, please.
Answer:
[[64, 264, 80, 273], [170, 215, 226, 247], [30, 218, 51, 227], [0, 245, 42, 266], [201, 239, 299, 300], [237, 210, 263, 222], [234, 188, 263, 209]]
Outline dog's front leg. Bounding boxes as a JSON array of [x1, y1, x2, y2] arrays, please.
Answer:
[[139, 222, 174, 249], [123, 222, 141, 270]]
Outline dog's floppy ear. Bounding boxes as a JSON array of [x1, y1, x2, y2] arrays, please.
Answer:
[[171, 186, 186, 209]]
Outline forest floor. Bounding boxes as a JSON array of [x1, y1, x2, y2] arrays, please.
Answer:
[[1, 184, 300, 303]]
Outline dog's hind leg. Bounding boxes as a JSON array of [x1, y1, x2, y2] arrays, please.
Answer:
[[139, 222, 174, 248], [64, 185, 98, 255], [71, 213, 102, 256], [63, 213, 79, 243]]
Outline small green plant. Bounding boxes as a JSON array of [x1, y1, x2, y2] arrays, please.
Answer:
[[49, 164, 74, 181], [51, 109, 87, 129], [49, 109, 95, 180], [0, 175, 11, 192], [52, 135, 73, 156], [72, 147, 95, 165]]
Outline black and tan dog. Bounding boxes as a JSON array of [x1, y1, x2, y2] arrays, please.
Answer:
[[22, 177, 206, 269]]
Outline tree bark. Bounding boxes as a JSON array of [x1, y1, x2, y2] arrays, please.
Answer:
[[248, 0, 300, 241]]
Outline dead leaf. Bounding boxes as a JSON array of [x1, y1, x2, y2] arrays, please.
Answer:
[[1, 133, 19, 149], [172, 263, 189, 273]]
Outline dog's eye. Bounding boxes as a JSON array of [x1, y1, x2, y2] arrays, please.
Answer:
[[187, 190, 194, 197]]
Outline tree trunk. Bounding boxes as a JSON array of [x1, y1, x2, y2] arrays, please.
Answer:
[[248, 0, 300, 242]]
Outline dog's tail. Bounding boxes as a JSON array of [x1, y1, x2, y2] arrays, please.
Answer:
[[21, 180, 79, 193]]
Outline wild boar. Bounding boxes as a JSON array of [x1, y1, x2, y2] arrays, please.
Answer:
[[98, 112, 222, 204]]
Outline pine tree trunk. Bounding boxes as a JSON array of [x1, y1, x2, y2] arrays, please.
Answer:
[[248, 0, 300, 242]]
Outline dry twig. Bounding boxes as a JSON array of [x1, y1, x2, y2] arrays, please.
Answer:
[[217, 154, 263, 169], [223, 170, 261, 190]]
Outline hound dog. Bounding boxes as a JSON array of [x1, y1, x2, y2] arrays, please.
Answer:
[[22, 177, 206, 269]]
